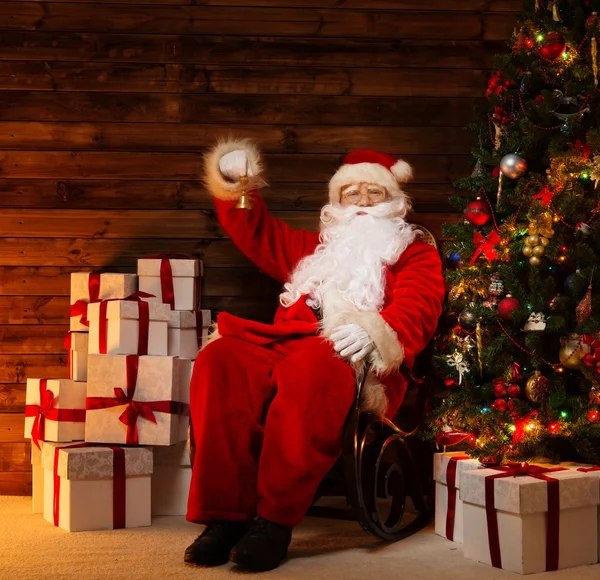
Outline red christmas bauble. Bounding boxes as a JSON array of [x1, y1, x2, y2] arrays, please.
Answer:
[[539, 32, 566, 60], [464, 200, 492, 227], [508, 384, 522, 398], [493, 383, 508, 397], [588, 409, 599, 423], [498, 295, 520, 320], [444, 377, 457, 387], [584, 353, 596, 367], [492, 398, 508, 412]]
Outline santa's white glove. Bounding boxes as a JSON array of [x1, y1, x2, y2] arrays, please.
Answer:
[[330, 323, 374, 363], [218, 149, 255, 182]]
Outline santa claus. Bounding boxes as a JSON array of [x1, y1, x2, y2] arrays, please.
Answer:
[[185, 138, 444, 571]]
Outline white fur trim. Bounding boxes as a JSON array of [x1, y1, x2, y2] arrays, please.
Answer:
[[200, 323, 222, 350], [328, 161, 412, 204], [360, 371, 389, 416], [203, 137, 263, 201]]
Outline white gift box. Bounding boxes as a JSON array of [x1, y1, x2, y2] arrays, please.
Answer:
[[168, 311, 199, 360], [87, 300, 170, 356], [177, 358, 193, 443], [85, 354, 186, 446], [196, 309, 212, 348], [67, 332, 88, 381], [42, 442, 152, 532], [31, 443, 43, 514], [70, 272, 137, 332], [461, 466, 599, 574], [24, 379, 87, 445], [433, 452, 483, 543], [138, 258, 201, 311], [152, 440, 192, 516]]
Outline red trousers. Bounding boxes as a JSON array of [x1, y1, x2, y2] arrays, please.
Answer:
[[186, 334, 357, 528]]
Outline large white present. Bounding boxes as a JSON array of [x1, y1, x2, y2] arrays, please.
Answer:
[[66, 332, 88, 381], [42, 442, 152, 532], [138, 257, 201, 311], [433, 452, 483, 543], [152, 440, 192, 516], [461, 464, 599, 574], [196, 309, 212, 348], [24, 379, 86, 448], [177, 358, 193, 443], [87, 299, 170, 356], [168, 311, 199, 360], [31, 442, 43, 514], [70, 272, 137, 332], [85, 354, 187, 446]]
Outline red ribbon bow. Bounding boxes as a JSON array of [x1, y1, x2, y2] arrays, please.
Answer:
[[25, 380, 86, 449], [470, 230, 500, 265], [69, 273, 101, 327], [85, 356, 186, 445], [52, 442, 126, 529], [532, 186, 555, 207], [485, 462, 565, 571]]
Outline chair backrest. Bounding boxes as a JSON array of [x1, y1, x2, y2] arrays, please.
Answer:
[[394, 222, 443, 433]]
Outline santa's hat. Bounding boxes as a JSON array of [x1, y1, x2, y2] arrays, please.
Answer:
[[328, 150, 413, 204]]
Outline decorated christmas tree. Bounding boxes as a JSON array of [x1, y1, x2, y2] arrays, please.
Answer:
[[428, 0, 600, 465]]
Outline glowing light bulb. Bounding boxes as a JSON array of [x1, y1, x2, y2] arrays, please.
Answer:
[[536, 34, 544, 42], [508, 424, 516, 432]]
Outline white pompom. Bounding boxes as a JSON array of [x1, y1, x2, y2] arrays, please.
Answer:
[[390, 159, 413, 183]]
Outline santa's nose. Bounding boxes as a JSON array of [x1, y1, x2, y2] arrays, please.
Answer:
[[356, 197, 373, 207]]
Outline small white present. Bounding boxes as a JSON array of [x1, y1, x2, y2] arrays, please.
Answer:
[[433, 452, 483, 543], [138, 257, 201, 311], [151, 440, 192, 516], [87, 299, 170, 356], [31, 442, 44, 514], [66, 332, 88, 381], [168, 311, 199, 360], [24, 379, 87, 448], [70, 272, 137, 332], [85, 354, 187, 446], [461, 464, 599, 574], [42, 442, 152, 532]]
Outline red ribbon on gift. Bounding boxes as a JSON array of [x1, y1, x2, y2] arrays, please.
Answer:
[[145, 253, 191, 310], [470, 230, 500, 265], [64, 332, 73, 380], [195, 310, 212, 348], [97, 291, 155, 356], [85, 355, 186, 444], [577, 466, 600, 472], [445, 454, 470, 541], [25, 380, 86, 450], [52, 442, 126, 529], [69, 272, 101, 327], [484, 462, 565, 571]]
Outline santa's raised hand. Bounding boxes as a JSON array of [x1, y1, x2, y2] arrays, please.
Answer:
[[330, 323, 374, 363], [219, 149, 254, 182]]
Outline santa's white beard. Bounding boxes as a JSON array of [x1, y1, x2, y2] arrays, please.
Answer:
[[279, 198, 419, 313]]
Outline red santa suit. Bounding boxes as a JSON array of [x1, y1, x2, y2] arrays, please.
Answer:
[[187, 139, 445, 528]]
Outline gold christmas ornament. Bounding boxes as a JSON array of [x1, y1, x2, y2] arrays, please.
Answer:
[[526, 371, 551, 403], [559, 334, 589, 370], [540, 236, 550, 247], [529, 256, 542, 266], [529, 212, 555, 239], [532, 245, 545, 258], [522, 245, 533, 257], [527, 234, 540, 246]]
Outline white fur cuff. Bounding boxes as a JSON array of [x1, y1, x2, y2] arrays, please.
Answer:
[[339, 311, 404, 375], [203, 137, 263, 201]]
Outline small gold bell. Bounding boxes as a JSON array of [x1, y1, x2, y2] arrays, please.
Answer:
[[235, 175, 252, 210]]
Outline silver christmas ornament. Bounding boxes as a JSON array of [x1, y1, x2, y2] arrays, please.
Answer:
[[500, 154, 528, 179]]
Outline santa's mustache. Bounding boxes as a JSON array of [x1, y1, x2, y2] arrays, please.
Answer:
[[320, 198, 409, 227]]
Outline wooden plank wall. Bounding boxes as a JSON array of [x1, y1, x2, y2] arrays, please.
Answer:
[[0, 0, 518, 494]]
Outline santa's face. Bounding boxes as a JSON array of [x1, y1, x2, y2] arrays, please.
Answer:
[[339, 182, 389, 207]]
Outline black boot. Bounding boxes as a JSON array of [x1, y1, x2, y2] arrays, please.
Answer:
[[229, 516, 292, 571], [184, 521, 249, 566]]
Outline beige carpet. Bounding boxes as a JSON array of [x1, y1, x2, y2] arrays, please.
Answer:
[[1, 496, 599, 580]]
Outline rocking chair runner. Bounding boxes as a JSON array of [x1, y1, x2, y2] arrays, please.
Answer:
[[189, 223, 442, 542]]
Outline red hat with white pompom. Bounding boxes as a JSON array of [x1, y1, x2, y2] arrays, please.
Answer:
[[328, 150, 413, 204]]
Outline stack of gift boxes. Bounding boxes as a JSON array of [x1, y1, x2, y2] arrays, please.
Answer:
[[24, 257, 211, 532], [434, 451, 600, 574]]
